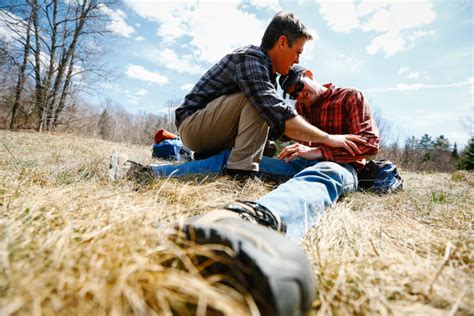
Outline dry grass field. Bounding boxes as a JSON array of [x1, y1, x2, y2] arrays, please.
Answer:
[[1, 129, 473, 315]]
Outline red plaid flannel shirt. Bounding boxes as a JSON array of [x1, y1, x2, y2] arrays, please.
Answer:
[[295, 83, 380, 171]]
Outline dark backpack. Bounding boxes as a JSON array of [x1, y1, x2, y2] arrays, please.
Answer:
[[357, 160, 404, 194]]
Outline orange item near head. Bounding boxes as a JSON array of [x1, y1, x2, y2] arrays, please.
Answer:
[[154, 129, 178, 144]]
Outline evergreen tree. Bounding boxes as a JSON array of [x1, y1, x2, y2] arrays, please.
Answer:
[[434, 135, 450, 151], [97, 109, 111, 139], [451, 142, 459, 158], [458, 137, 474, 170], [417, 134, 433, 162], [418, 134, 434, 150]]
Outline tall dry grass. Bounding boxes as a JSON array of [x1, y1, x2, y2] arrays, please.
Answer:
[[1, 130, 473, 315]]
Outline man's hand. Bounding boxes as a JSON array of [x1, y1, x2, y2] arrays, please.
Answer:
[[278, 143, 322, 161], [323, 134, 366, 156]]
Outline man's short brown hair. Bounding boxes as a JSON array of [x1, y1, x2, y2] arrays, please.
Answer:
[[261, 11, 313, 51]]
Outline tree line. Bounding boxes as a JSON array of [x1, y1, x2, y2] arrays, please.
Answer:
[[377, 133, 473, 172]]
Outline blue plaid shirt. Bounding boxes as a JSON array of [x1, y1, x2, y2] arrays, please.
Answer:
[[175, 45, 297, 139]]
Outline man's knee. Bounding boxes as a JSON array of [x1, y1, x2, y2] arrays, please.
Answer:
[[296, 161, 353, 183], [307, 161, 344, 174], [311, 161, 357, 192], [313, 161, 345, 173]]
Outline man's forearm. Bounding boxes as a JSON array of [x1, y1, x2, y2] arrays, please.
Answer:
[[319, 137, 379, 162], [284, 115, 366, 155], [283, 116, 329, 144]]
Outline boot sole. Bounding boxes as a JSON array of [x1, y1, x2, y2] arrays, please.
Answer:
[[180, 219, 316, 315]]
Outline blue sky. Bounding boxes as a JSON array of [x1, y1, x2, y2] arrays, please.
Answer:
[[78, 1, 473, 147]]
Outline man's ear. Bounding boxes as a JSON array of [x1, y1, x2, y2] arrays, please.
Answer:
[[304, 69, 314, 79], [278, 35, 287, 49]]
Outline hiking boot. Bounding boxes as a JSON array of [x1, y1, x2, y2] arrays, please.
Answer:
[[223, 168, 262, 182], [177, 213, 316, 316], [108, 151, 153, 182], [223, 200, 286, 233]]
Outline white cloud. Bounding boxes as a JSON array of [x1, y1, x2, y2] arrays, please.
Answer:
[[125, 88, 149, 105], [99, 4, 135, 38], [356, 2, 387, 17], [180, 83, 195, 92], [128, 95, 139, 105], [407, 72, 420, 79], [125, 64, 168, 85], [99, 82, 119, 91], [125, 0, 265, 63], [299, 27, 319, 61], [186, 2, 265, 62], [393, 83, 425, 91], [317, 0, 436, 57], [300, 40, 315, 62], [151, 48, 205, 75], [399, 67, 424, 80], [318, 1, 359, 33], [366, 30, 405, 56], [306, 26, 320, 42], [135, 36, 145, 42], [398, 66, 410, 74], [0, 10, 26, 42], [360, 2, 436, 32], [135, 88, 149, 96], [407, 30, 435, 42], [366, 78, 473, 92], [248, 0, 281, 11], [123, 1, 192, 43]]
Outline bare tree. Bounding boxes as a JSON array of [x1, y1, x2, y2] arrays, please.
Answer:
[[372, 106, 399, 148], [38, 0, 59, 131], [0, 2, 34, 128], [10, 8, 31, 129], [30, 0, 46, 131], [165, 98, 182, 132], [41, 0, 106, 131], [1, 0, 113, 131], [460, 112, 473, 139]]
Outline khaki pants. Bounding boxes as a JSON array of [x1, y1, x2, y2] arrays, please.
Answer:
[[178, 92, 269, 171]]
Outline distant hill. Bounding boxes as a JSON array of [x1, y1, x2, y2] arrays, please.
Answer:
[[1, 130, 472, 315]]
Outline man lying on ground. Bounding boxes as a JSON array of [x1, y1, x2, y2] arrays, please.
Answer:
[[109, 65, 380, 315]]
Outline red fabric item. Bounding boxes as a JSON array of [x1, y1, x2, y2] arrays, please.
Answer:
[[154, 129, 178, 144], [295, 83, 380, 171]]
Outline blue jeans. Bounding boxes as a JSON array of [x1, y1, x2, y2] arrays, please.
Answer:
[[150, 149, 317, 179], [151, 150, 231, 177], [257, 161, 358, 240], [151, 150, 358, 240]]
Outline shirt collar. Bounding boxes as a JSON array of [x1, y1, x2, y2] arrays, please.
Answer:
[[313, 83, 335, 104], [259, 46, 277, 84]]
